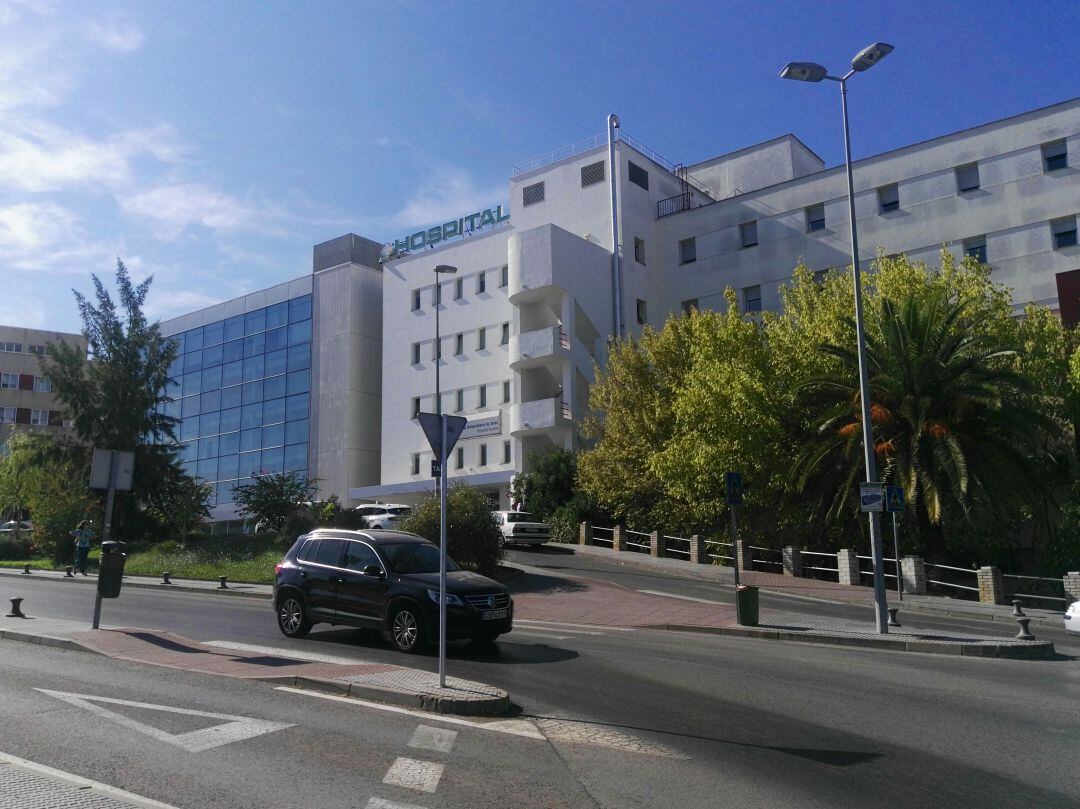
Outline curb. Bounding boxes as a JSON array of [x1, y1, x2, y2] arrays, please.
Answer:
[[0, 626, 101, 655], [0, 568, 272, 600], [260, 675, 511, 716], [647, 623, 1058, 660]]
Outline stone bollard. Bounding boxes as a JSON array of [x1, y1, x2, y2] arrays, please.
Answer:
[[162, 572, 172, 585], [901, 556, 928, 595], [649, 530, 666, 558], [782, 546, 803, 577], [837, 549, 860, 586], [217, 576, 229, 590], [21, 564, 31, 575], [735, 540, 753, 571], [887, 607, 902, 627], [689, 535, 708, 565], [612, 525, 627, 552], [977, 566, 1006, 605], [7, 597, 25, 618], [64, 567, 74, 578], [1064, 572, 1080, 604], [1011, 599, 1025, 617], [578, 522, 593, 546], [1015, 617, 1035, 640]]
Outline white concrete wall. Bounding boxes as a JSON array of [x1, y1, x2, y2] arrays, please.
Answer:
[[686, 135, 825, 199]]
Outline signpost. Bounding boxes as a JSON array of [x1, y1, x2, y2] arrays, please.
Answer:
[[725, 472, 744, 587], [417, 412, 468, 687], [859, 482, 884, 513], [89, 449, 134, 629], [885, 485, 905, 600]]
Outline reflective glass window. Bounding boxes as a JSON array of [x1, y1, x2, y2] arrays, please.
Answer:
[[284, 443, 307, 472], [219, 406, 241, 433], [286, 393, 309, 422], [179, 441, 197, 463], [239, 451, 262, 479], [285, 419, 308, 445], [265, 349, 287, 377], [265, 326, 288, 352], [263, 397, 286, 425], [242, 355, 264, 383], [166, 376, 182, 397], [288, 343, 310, 372], [289, 295, 312, 323], [288, 320, 312, 345], [200, 390, 221, 414], [221, 360, 243, 388], [181, 395, 200, 419], [198, 435, 219, 460], [223, 315, 244, 342], [181, 418, 199, 441], [240, 428, 261, 452], [184, 327, 203, 353], [201, 365, 222, 391], [266, 301, 288, 329], [216, 481, 234, 504], [262, 423, 284, 448], [168, 355, 184, 378], [220, 385, 242, 410], [182, 460, 197, 477], [164, 399, 182, 420], [172, 332, 186, 354], [202, 321, 224, 347], [287, 369, 310, 396], [185, 350, 204, 373], [182, 372, 201, 397], [202, 343, 223, 368], [261, 446, 284, 474], [199, 410, 220, 437], [197, 458, 216, 480], [217, 454, 239, 481], [245, 309, 266, 336], [263, 375, 287, 400], [219, 431, 240, 456], [244, 332, 265, 358], [242, 380, 264, 404], [241, 403, 263, 429], [222, 339, 243, 364]]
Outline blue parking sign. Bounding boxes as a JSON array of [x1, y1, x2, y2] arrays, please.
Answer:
[[725, 472, 744, 506]]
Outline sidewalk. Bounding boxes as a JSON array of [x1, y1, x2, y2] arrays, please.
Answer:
[[0, 616, 509, 716], [563, 544, 1068, 628], [1, 751, 179, 809], [0, 565, 273, 599]]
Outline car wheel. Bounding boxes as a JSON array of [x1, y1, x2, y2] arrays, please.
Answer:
[[471, 634, 499, 646], [390, 604, 426, 653], [277, 594, 311, 638]]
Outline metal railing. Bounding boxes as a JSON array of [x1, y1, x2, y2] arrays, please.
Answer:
[[749, 545, 783, 570], [512, 133, 607, 175], [856, 554, 900, 582], [558, 329, 570, 350], [1003, 573, 1069, 607], [657, 192, 691, 219], [705, 538, 733, 564], [591, 525, 614, 548], [560, 401, 571, 420], [924, 563, 979, 597], [664, 534, 692, 560], [624, 528, 651, 554], [800, 550, 839, 581]]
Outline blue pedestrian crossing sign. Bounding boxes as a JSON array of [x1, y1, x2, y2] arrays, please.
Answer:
[[885, 485, 905, 513], [725, 472, 744, 506]]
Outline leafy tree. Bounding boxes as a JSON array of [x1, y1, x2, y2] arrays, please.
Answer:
[[522, 449, 577, 520], [231, 472, 318, 532], [142, 471, 213, 536], [398, 484, 503, 576]]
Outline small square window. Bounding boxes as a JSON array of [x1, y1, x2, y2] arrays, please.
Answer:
[[806, 204, 825, 232], [679, 237, 696, 264], [634, 237, 646, 264], [455, 447, 464, 470], [581, 160, 605, 187], [477, 272, 486, 294], [456, 389, 464, 412], [411, 343, 421, 365], [478, 386, 487, 408], [628, 161, 649, 190], [501, 323, 510, 345], [454, 278, 463, 300], [1042, 140, 1068, 172], [681, 299, 698, 315], [503, 440, 511, 464], [743, 285, 762, 313], [477, 328, 486, 351], [878, 184, 900, 214], [740, 220, 758, 248], [500, 265, 508, 288], [636, 298, 648, 325], [1052, 216, 1078, 249], [411, 289, 421, 311], [956, 163, 980, 193], [503, 380, 511, 403], [963, 236, 987, 264], [479, 444, 488, 466], [412, 397, 421, 418], [455, 334, 464, 356], [411, 454, 420, 475], [523, 181, 545, 207]]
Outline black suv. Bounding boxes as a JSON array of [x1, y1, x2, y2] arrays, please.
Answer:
[[273, 529, 513, 652]]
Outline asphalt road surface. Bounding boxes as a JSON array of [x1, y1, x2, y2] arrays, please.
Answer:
[[1, 557, 1078, 808]]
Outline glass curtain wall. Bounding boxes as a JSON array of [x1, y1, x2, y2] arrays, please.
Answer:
[[164, 294, 312, 506]]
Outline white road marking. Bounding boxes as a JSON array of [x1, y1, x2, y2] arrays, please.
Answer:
[[514, 626, 600, 637], [382, 756, 444, 793], [276, 686, 545, 739], [35, 689, 294, 753], [365, 798, 428, 809], [204, 640, 377, 666], [637, 589, 724, 605], [408, 724, 457, 754], [515, 619, 636, 632], [509, 630, 572, 640], [0, 750, 181, 808]]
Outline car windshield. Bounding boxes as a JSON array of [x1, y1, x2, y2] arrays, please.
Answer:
[[506, 512, 534, 523], [381, 542, 459, 574], [388, 507, 411, 516]]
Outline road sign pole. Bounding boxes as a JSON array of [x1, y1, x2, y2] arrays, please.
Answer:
[[729, 505, 740, 589], [892, 511, 902, 601], [438, 414, 448, 688], [93, 450, 117, 630]]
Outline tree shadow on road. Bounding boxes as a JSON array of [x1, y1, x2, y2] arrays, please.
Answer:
[[312, 627, 579, 665], [507, 571, 589, 595]]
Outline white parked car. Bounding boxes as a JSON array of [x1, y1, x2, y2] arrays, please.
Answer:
[[355, 503, 412, 530], [493, 511, 550, 547], [0, 520, 32, 533], [1066, 600, 1079, 635]]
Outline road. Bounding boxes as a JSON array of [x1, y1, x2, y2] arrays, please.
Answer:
[[1, 552, 1078, 808]]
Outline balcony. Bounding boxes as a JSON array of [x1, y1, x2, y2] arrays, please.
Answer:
[[511, 397, 573, 436], [509, 326, 570, 370]]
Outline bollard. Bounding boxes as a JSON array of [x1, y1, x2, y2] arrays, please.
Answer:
[[21, 564, 31, 575], [1014, 617, 1035, 641], [7, 597, 25, 618], [162, 572, 172, 585], [218, 576, 228, 590], [887, 607, 901, 627], [1011, 599, 1025, 617], [64, 567, 74, 578]]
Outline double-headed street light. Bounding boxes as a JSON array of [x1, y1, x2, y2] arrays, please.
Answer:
[[780, 42, 894, 634]]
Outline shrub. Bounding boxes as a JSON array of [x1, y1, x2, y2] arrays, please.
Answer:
[[0, 532, 35, 560], [279, 510, 316, 547], [398, 484, 503, 576], [547, 504, 581, 544]]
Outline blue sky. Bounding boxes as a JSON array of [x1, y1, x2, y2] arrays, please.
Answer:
[[3, 0, 1078, 333]]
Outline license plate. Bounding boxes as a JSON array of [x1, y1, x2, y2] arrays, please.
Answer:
[[482, 608, 509, 621]]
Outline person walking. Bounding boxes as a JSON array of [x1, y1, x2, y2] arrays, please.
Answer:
[[70, 520, 95, 576]]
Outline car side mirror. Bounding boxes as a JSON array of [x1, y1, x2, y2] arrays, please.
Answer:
[[363, 565, 385, 579]]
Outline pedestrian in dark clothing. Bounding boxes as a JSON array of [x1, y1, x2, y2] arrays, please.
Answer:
[[70, 520, 95, 575]]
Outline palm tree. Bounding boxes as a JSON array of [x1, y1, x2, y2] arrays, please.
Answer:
[[790, 291, 1055, 559]]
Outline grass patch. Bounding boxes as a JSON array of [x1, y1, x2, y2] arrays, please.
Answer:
[[0, 559, 54, 570], [122, 537, 283, 584]]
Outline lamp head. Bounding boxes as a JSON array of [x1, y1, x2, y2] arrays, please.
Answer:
[[779, 62, 828, 83], [434, 264, 458, 274], [851, 42, 894, 72]]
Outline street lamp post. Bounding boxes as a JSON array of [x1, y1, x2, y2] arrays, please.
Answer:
[[780, 42, 894, 635], [432, 264, 456, 685], [433, 265, 458, 418]]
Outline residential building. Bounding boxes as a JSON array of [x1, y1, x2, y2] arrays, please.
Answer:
[[0, 326, 85, 449]]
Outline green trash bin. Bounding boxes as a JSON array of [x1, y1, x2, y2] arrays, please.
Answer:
[[97, 540, 127, 599], [736, 584, 759, 626]]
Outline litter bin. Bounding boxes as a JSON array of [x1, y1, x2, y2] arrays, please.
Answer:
[[97, 540, 127, 599], [736, 584, 759, 626]]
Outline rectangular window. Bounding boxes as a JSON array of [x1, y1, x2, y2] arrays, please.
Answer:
[[501, 323, 510, 345], [412, 397, 421, 418], [743, 285, 762, 313], [503, 380, 511, 403], [0, 407, 14, 423], [581, 160, 605, 187], [634, 237, 645, 264], [522, 181, 545, 207], [1052, 216, 1078, 249], [679, 237, 696, 264], [1042, 140, 1068, 172], [740, 220, 758, 248], [456, 389, 464, 412], [477, 328, 486, 351], [455, 447, 464, 470], [454, 278, 463, 300], [455, 334, 464, 356], [33, 376, 51, 392], [636, 298, 647, 325], [878, 183, 900, 213], [503, 440, 511, 464], [806, 204, 825, 232], [0, 373, 16, 389], [412, 289, 421, 311], [478, 386, 487, 408], [433, 338, 441, 361], [500, 265, 508, 288], [956, 162, 980, 193], [963, 236, 987, 264], [628, 161, 649, 190], [477, 272, 486, 294], [411, 454, 420, 476], [681, 299, 698, 314], [411, 343, 420, 365], [479, 444, 487, 466], [30, 409, 48, 426]]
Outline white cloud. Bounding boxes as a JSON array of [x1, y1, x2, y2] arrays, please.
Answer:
[[120, 183, 257, 240], [387, 166, 505, 233], [0, 201, 118, 273], [0, 201, 78, 251], [0, 0, 56, 27], [85, 20, 143, 52]]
